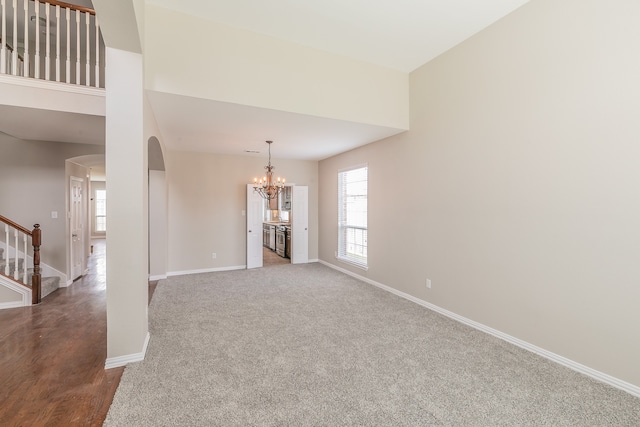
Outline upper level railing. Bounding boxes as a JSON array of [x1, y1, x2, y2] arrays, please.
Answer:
[[1, 0, 103, 87]]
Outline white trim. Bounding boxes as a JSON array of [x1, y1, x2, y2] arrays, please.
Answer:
[[66, 279, 73, 287], [0, 301, 25, 309], [308, 258, 319, 263], [318, 259, 640, 398], [0, 275, 31, 307], [0, 73, 105, 96], [149, 274, 167, 281], [105, 332, 150, 369], [167, 265, 246, 277]]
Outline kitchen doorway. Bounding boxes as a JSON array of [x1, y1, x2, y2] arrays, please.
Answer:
[[246, 185, 308, 269]]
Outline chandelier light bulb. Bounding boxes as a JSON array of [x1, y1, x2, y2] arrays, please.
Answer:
[[251, 141, 286, 200]]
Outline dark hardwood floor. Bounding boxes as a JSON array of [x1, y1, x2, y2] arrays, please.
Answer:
[[263, 247, 290, 266], [0, 239, 136, 426]]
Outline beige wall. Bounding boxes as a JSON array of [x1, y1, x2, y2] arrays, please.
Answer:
[[144, 5, 409, 131], [167, 151, 318, 273], [0, 133, 103, 273], [319, 0, 640, 388]]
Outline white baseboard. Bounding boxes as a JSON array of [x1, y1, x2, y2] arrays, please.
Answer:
[[318, 259, 640, 398], [167, 265, 246, 277], [149, 274, 167, 281], [0, 300, 26, 309], [105, 332, 151, 369], [0, 275, 31, 308], [308, 258, 319, 263]]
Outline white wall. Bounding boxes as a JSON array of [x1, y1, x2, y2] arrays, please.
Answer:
[[148, 170, 167, 279], [319, 0, 640, 389], [0, 133, 103, 274], [167, 151, 318, 273], [105, 47, 149, 363], [144, 5, 409, 131]]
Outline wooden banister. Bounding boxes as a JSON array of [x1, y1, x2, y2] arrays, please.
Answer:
[[31, 224, 41, 304], [0, 38, 25, 62], [0, 216, 42, 304], [30, 0, 95, 15], [0, 215, 32, 236]]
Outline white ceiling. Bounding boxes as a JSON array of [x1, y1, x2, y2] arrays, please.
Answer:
[[5, 0, 531, 162], [146, 0, 530, 160], [147, 0, 530, 73], [147, 92, 405, 161]]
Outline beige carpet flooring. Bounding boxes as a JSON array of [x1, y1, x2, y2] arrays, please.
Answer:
[[105, 263, 640, 426]]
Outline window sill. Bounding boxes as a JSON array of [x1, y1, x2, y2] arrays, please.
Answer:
[[336, 256, 368, 271]]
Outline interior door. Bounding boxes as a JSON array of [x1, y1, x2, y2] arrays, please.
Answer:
[[70, 177, 84, 279], [246, 184, 264, 269], [291, 186, 308, 264]]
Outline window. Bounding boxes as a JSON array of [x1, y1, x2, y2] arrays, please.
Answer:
[[338, 165, 368, 269], [95, 190, 106, 232]]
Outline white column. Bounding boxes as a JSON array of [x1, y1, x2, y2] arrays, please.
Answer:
[[105, 47, 149, 366]]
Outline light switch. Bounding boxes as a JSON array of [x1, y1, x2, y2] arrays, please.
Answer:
[[51, 211, 58, 219]]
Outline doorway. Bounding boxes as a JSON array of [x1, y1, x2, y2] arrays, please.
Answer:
[[70, 176, 85, 280], [246, 185, 308, 269]]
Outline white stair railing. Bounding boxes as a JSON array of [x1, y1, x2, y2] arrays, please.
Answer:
[[0, 0, 103, 87]]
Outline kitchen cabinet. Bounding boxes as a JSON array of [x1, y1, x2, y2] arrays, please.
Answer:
[[280, 187, 292, 211]]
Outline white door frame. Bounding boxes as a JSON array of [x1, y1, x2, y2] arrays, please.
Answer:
[[291, 186, 309, 264], [70, 176, 85, 280], [246, 184, 264, 269]]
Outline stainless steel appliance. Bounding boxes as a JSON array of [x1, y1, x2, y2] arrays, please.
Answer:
[[269, 224, 276, 250], [285, 225, 291, 259], [275, 225, 287, 257], [263, 224, 269, 248]]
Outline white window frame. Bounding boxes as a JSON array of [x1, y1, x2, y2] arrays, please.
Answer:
[[95, 189, 106, 232], [337, 165, 368, 270]]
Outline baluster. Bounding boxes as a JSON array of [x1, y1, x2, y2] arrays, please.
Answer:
[[75, 9, 79, 84], [3, 224, 8, 275], [23, 0, 29, 77], [1, 0, 6, 74], [94, 15, 99, 87], [13, 228, 19, 280], [55, 4, 60, 81], [31, 224, 41, 305], [34, 0, 40, 79], [22, 232, 27, 282], [84, 11, 89, 86], [45, 2, 50, 80], [11, 0, 17, 75], [65, 7, 70, 83]]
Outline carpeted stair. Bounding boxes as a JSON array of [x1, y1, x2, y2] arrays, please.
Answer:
[[0, 253, 60, 300]]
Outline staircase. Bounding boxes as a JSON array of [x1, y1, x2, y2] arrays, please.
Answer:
[[0, 253, 60, 300], [0, 215, 63, 307]]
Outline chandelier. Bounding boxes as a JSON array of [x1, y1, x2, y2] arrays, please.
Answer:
[[252, 140, 285, 200]]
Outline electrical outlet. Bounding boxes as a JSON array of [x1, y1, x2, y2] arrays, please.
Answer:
[[426, 279, 432, 289], [212, 253, 217, 259]]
